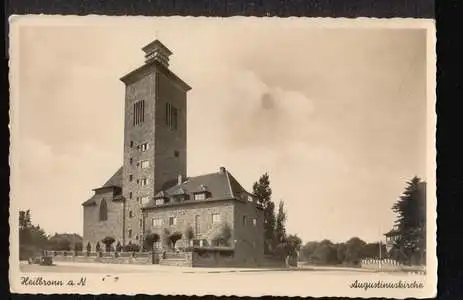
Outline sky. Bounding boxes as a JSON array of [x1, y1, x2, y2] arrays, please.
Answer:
[[12, 17, 430, 244]]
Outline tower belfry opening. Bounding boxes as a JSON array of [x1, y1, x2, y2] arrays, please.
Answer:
[[142, 39, 172, 68]]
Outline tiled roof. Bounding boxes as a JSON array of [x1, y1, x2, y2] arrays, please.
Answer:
[[82, 167, 123, 206], [145, 167, 251, 209], [82, 195, 97, 207], [101, 167, 123, 188]]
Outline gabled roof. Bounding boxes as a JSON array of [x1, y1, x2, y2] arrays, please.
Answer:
[[82, 195, 97, 207], [146, 167, 252, 209], [82, 167, 123, 206], [101, 167, 123, 188]]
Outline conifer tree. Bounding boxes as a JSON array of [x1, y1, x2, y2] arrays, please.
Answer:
[[253, 173, 276, 254], [391, 176, 426, 265]]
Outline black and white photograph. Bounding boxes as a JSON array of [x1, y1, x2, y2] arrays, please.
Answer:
[[9, 16, 436, 298]]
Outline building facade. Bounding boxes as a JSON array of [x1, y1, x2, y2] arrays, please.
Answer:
[[82, 39, 264, 265]]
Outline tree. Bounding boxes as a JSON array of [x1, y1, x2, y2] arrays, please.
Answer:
[[116, 241, 122, 252], [253, 173, 276, 254], [344, 237, 367, 265], [95, 241, 101, 252], [144, 232, 160, 250], [101, 236, 115, 252], [311, 240, 338, 265], [18, 210, 49, 260], [392, 177, 426, 265], [361, 242, 387, 259], [185, 226, 195, 245], [74, 242, 83, 252], [274, 201, 287, 248], [169, 232, 183, 249], [336, 243, 347, 264], [213, 223, 233, 246], [301, 241, 319, 263], [86, 242, 91, 253]]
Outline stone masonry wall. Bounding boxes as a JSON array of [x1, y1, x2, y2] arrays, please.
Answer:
[[154, 71, 187, 193], [123, 71, 157, 246], [144, 200, 234, 248], [233, 200, 265, 265], [83, 190, 124, 251]]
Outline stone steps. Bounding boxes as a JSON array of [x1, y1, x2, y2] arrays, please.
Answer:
[[160, 258, 191, 267]]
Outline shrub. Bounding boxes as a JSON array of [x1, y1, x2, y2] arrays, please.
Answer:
[[212, 223, 232, 246], [86, 242, 91, 253], [123, 243, 140, 252]]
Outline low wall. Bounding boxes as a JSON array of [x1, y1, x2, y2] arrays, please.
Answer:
[[44, 251, 157, 265]]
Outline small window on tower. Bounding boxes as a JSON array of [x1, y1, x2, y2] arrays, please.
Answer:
[[129, 192, 132, 199], [165, 103, 179, 130], [129, 210, 133, 218], [129, 158, 133, 165], [130, 141, 134, 148], [129, 175, 133, 181], [133, 100, 145, 126], [141, 160, 150, 168], [128, 229, 132, 238]]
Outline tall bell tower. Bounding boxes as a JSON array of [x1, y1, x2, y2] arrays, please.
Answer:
[[120, 39, 191, 246]]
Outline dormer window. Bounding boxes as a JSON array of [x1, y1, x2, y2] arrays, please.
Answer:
[[155, 198, 164, 206], [194, 193, 206, 201], [247, 195, 254, 202]]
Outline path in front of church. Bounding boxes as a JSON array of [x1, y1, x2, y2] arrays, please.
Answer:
[[19, 261, 418, 275]]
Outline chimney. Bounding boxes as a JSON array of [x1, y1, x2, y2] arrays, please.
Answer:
[[178, 174, 183, 185], [142, 39, 173, 67], [219, 166, 226, 174]]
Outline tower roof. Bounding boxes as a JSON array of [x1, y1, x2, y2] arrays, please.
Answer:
[[142, 39, 172, 67], [142, 39, 173, 56]]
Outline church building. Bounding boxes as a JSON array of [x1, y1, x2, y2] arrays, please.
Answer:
[[82, 39, 264, 265]]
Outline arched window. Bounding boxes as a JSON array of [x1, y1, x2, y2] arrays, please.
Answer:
[[99, 199, 108, 221]]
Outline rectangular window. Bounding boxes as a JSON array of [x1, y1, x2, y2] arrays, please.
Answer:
[[155, 198, 164, 206], [129, 158, 133, 165], [242, 216, 246, 226], [128, 229, 132, 238], [194, 215, 200, 235], [152, 218, 162, 227], [140, 143, 149, 152], [129, 174, 133, 182], [194, 193, 206, 201], [139, 219, 143, 227], [130, 141, 134, 148], [212, 213, 221, 224], [252, 218, 257, 226], [140, 160, 150, 168], [129, 210, 133, 218], [140, 177, 148, 186], [141, 196, 150, 205], [169, 216, 177, 226], [165, 103, 179, 130], [133, 100, 145, 126], [129, 192, 132, 199]]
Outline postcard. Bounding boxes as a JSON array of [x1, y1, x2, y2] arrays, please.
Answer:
[[9, 15, 436, 298]]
